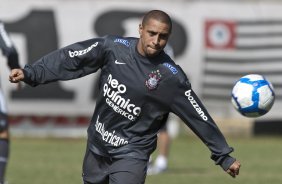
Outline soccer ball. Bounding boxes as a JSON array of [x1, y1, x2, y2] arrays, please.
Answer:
[[231, 74, 275, 117]]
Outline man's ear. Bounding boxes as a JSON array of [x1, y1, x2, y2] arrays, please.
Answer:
[[138, 24, 143, 35]]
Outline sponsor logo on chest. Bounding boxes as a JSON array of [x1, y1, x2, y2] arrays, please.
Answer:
[[103, 74, 141, 121]]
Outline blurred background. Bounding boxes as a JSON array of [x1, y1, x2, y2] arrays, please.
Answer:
[[0, 0, 282, 183]]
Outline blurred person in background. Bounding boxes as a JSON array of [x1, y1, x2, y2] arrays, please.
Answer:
[[9, 10, 241, 184], [0, 20, 21, 184]]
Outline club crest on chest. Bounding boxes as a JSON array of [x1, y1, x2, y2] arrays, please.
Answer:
[[145, 70, 162, 90]]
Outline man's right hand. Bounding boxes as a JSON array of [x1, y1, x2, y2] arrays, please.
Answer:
[[9, 69, 25, 83], [226, 160, 241, 178]]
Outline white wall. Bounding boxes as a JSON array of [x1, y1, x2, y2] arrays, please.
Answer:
[[1, 0, 282, 122]]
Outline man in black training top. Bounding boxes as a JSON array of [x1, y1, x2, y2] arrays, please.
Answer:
[[9, 10, 241, 184], [0, 20, 21, 184]]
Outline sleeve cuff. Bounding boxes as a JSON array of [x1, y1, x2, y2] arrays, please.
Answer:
[[220, 156, 236, 171], [22, 66, 37, 87]]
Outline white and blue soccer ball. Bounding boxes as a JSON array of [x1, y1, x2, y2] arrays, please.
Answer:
[[231, 74, 275, 117]]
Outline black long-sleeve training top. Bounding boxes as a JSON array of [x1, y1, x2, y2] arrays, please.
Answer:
[[0, 21, 20, 70], [23, 35, 235, 170]]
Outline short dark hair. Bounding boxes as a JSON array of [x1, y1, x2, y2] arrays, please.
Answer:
[[142, 10, 172, 33]]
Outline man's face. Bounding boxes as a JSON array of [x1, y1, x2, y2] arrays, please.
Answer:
[[138, 18, 171, 57]]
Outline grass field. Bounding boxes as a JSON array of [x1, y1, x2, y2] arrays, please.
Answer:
[[6, 135, 282, 184]]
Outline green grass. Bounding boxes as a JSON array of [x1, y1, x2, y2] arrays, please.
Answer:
[[7, 138, 86, 184], [6, 136, 282, 184], [147, 136, 282, 184]]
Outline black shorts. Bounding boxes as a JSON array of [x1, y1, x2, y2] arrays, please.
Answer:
[[82, 147, 147, 184]]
